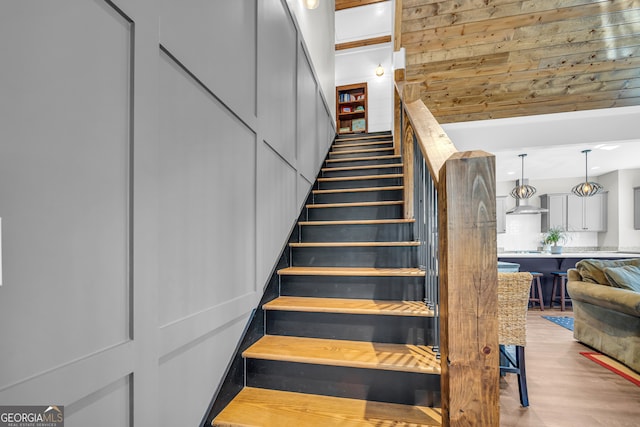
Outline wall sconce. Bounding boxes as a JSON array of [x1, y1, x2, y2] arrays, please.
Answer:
[[304, 0, 319, 9], [375, 64, 384, 77]]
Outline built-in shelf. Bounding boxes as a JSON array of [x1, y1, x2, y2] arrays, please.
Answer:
[[336, 83, 367, 134]]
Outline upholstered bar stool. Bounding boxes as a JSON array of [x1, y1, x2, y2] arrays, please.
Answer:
[[550, 271, 570, 310], [528, 272, 544, 310]]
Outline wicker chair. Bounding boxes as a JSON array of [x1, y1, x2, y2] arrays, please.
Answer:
[[498, 272, 533, 407]]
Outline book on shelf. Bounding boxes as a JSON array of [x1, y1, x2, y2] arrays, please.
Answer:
[[351, 118, 365, 132], [338, 92, 365, 103]]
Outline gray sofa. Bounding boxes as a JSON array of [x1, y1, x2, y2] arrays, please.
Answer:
[[567, 258, 640, 373]]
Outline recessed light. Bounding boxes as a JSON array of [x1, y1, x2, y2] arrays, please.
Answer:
[[598, 144, 619, 151]]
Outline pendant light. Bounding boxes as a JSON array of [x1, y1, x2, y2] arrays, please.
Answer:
[[510, 154, 537, 200], [571, 149, 603, 197], [375, 64, 384, 77], [304, 0, 319, 9]]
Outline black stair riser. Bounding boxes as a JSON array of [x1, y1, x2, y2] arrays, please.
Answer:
[[266, 311, 432, 345], [307, 205, 402, 221], [331, 142, 394, 152], [329, 150, 395, 160], [326, 157, 399, 168], [280, 275, 424, 300], [321, 166, 401, 178], [300, 222, 413, 242], [317, 177, 401, 190], [335, 132, 392, 143], [245, 359, 440, 407], [291, 246, 417, 268], [313, 189, 402, 204]]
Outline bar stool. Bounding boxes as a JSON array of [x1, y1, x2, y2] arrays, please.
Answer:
[[528, 272, 544, 310], [550, 271, 570, 311]]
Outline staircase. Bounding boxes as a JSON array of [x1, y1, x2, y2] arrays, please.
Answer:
[[211, 132, 442, 426]]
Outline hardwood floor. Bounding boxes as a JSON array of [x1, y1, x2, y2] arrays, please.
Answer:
[[500, 309, 640, 426]]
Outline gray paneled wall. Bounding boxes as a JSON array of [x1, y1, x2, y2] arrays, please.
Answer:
[[0, 0, 335, 425]]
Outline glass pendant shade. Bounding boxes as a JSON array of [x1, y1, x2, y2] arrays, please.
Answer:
[[572, 149, 603, 197], [304, 0, 319, 9], [375, 64, 384, 76], [510, 154, 537, 199]]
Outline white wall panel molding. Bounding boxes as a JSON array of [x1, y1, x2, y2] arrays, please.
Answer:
[[158, 291, 259, 358], [159, 0, 257, 126], [258, 0, 298, 164], [0, 0, 335, 424], [0, 0, 133, 390], [158, 50, 257, 326], [65, 374, 131, 426], [0, 341, 133, 406], [257, 141, 298, 286], [297, 45, 319, 182]]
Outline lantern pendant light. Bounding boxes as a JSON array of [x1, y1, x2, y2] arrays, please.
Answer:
[[571, 149, 603, 197], [510, 154, 537, 200]]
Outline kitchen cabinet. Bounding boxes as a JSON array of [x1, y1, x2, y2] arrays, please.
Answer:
[[540, 192, 607, 232], [540, 193, 567, 232], [567, 192, 607, 231], [496, 196, 507, 233]]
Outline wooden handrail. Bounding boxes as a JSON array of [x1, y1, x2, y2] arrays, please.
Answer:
[[394, 78, 499, 426]]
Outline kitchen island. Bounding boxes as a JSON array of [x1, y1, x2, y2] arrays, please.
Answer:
[[498, 251, 640, 308]]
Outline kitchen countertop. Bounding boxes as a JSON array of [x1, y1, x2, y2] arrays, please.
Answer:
[[498, 251, 640, 258]]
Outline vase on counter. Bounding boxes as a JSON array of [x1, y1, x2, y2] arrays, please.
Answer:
[[551, 245, 563, 254]]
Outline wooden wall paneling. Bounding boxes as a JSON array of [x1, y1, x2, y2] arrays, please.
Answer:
[[400, 0, 640, 122]]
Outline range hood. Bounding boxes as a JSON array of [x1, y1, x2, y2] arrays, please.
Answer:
[[506, 179, 548, 215], [506, 199, 548, 215]]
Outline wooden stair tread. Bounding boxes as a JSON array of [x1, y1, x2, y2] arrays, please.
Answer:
[[317, 174, 403, 182], [299, 219, 415, 226], [290, 241, 419, 247], [306, 200, 403, 209], [322, 163, 403, 172], [332, 141, 394, 149], [313, 185, 403, 194], [278, 266, 425, 277], [264, 296, 434, 317], [329, 147, 394, 156], [212, 387, 442, 427], [243, 335, 441, 374], [325, 155, 401, 163]]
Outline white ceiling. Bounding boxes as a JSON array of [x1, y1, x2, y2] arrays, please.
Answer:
[[441, 106, 640, 183]]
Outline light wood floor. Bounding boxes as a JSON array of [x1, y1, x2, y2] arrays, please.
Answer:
[[500, 309, 640, 426]]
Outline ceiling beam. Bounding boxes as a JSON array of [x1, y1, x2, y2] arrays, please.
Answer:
[[336, 0, 388, 11], [336, 35, 392, 51]]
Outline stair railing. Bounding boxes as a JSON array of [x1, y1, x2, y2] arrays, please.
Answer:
[[394, 79, 500, 427]]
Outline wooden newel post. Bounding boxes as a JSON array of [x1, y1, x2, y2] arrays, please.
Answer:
[[438, 151, 500, 427]]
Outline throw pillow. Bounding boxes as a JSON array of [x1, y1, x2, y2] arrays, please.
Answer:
[[575, 258, 640, 286], [603, 265, 640, 293]]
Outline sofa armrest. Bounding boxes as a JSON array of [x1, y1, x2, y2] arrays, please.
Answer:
[[567, 276, 640, 318]]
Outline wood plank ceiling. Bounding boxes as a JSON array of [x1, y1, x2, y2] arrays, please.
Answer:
[[399, 0, 640, 123]]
